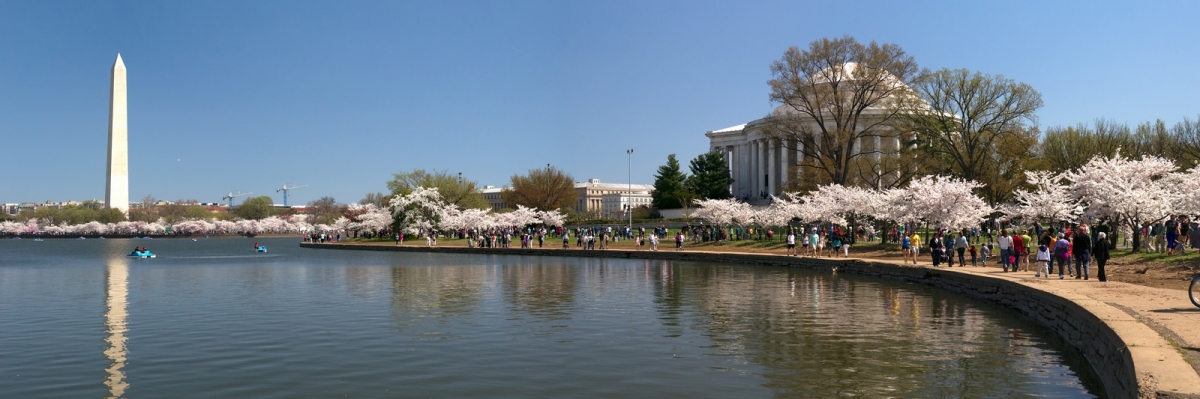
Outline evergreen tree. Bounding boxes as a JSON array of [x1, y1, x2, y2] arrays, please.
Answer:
[[686, 151, 733, 200], [652, 154, 688, 209]]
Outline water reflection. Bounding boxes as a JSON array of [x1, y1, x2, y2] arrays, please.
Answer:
[[390, 265, 486, 332], [500, 262, 577, 321], [103, 257, 129, 398], [649, 265, 1095, 397]]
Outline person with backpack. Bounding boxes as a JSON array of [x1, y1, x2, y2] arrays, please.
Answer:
[[1035, 243, 1051, 278]]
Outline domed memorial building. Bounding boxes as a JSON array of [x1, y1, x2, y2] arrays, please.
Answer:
[[706, 58, 928, 205]]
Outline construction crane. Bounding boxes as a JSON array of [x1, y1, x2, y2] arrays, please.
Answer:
[[276, 184, 308, 207], [222, 191, 252, 209]]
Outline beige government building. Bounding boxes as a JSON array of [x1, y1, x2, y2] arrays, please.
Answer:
[[482, 179, 653, 218]]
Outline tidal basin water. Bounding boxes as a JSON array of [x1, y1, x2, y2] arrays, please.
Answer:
[[0, 237, 1102, 398]]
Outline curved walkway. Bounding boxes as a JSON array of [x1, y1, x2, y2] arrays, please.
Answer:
[[302, 242, 1200, 399]]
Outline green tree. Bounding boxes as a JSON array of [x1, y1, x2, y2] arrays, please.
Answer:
[[184, 205, 212, 220], [96, 208, 127, 223], [686, 151, 733, 200], [234, 196, 276, 220], [652, 154, 688, 209], [1038, 119, 1132, 172], [894, 68, 1043, 182], [387, 169, 489, 210], [502, 165, 577, 210]]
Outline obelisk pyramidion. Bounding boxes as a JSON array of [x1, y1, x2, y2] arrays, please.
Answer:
[[105, 54, 129, 213]]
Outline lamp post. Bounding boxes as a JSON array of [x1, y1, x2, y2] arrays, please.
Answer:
[[626, 148, 633, 233]]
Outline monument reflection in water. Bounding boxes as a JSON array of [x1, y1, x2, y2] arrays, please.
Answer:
[[0, 238, 1099, 398], [103, 257, 129, 398]]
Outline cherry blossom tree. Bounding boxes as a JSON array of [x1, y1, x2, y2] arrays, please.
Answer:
[[538, 209, 565, 228], [694, 198, 755, 232], [1001, 170, 1081, 225], [1065, 153, 1180, 251], [1172, 165, 1200, 215], [389, 187, 446, 237]]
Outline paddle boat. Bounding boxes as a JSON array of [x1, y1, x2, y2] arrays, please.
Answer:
[[128, 250, 156, 258], [33, 238, 43, 242], [254, 245, 267, 253]]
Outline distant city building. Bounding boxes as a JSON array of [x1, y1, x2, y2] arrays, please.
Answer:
[[481, 185, 507, 211], [600, 192, 652, 219], [574, 179, 653, 217], [477, 179, 654, 216], [3, 203, 19, 216]]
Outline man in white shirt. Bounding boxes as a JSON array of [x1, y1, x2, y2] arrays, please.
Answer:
[[997, 230, 1013, 272]]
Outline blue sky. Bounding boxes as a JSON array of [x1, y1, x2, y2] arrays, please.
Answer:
[[3, 1, 1199, 206]]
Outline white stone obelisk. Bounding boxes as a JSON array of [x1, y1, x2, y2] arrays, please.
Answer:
[[106, 54, 129, 213]]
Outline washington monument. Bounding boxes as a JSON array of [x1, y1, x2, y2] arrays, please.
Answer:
[[106, 54, 129, 213]]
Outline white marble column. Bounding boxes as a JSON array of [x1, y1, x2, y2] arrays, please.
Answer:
[[767, 139, 776, 196], [753, 140, 763, 198]]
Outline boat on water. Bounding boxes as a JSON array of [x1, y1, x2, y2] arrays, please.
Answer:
[[127, 250, 156, 258], [255, 246, 268, 253], [33, 238, 43, 242]]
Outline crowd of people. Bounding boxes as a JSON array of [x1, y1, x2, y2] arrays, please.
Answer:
[[896, 216, 1200, 283]]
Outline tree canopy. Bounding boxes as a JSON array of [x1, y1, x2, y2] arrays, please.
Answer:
[[895, 68, 1043, 182], [234, 196, 277, 220], [686, 151, 732, 200], [652, 154, 688, 209], [502, 165, 577, 211], [764, 35, 920, 188], [387, 169, 489, 210]]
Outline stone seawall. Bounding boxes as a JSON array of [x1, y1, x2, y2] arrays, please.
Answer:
[[302, 243, 1199, 399]]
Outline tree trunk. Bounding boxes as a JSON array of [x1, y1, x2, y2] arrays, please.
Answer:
[[1129, 220, 1142, 253]]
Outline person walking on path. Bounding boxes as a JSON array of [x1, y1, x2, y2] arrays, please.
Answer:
[[955, 233, 969, 267], [786, 230, 797, 256], [1011, 231, 1026, 272], [1035, 243, 1051, 278], [930, 235, 944, 267], [1073, 228, 1092, 280], [1054, 233, 1071, 279], [1093, 232, 1111, 281], [909, 232, 922, 265], [901, 233, 912, 264], [998, 230, 1013, 272]]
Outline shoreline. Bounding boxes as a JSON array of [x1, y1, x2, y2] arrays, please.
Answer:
[[302, 241, 1200, 399]]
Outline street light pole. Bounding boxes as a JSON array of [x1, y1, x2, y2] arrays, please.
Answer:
[[626, 148, 633, 234]]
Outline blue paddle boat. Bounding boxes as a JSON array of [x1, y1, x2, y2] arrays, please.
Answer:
[[255, 245, 267, 253], [128, 250, 156, 258]]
